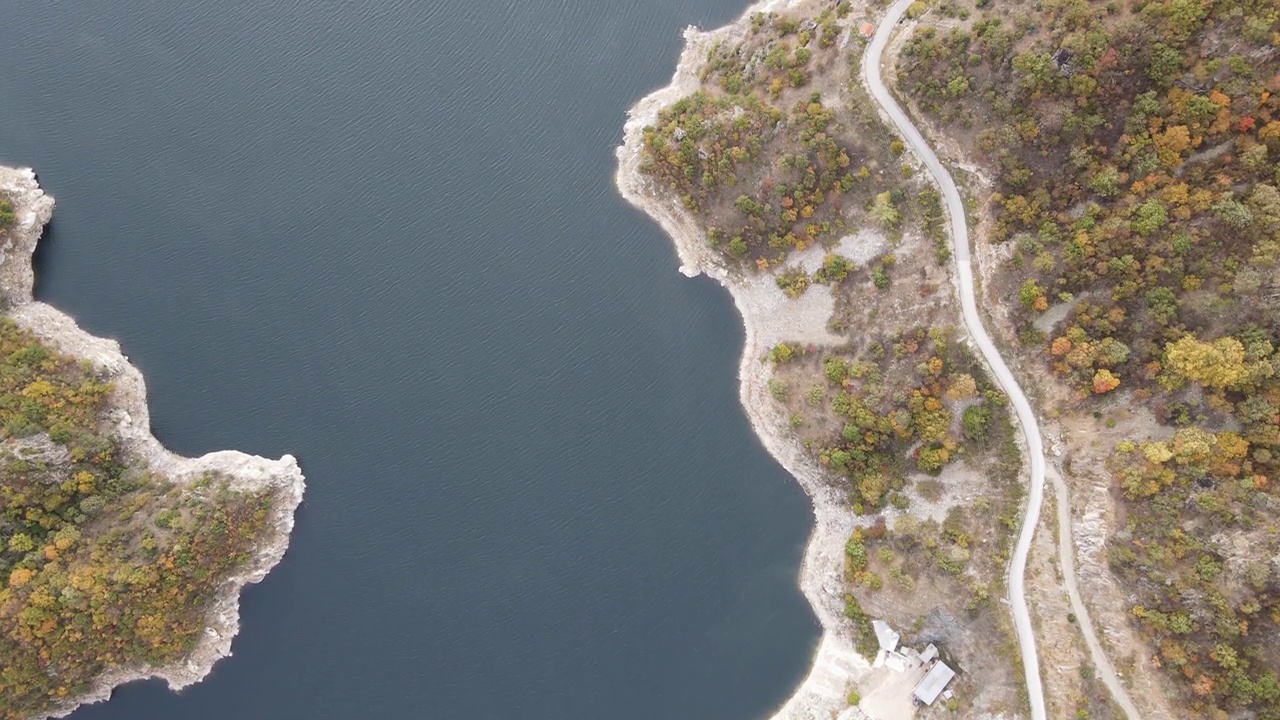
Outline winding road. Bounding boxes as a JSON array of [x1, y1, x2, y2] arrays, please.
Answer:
[[860, 4, 1141, 720]]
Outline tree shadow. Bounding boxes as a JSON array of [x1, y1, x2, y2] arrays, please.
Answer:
[[29, 216, 57, 300]]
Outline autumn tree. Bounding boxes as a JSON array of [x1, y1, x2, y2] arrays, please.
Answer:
[[1162, 335, 1250, 391]]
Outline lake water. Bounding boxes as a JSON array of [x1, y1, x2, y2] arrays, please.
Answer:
[[0, 0, 820, 717]]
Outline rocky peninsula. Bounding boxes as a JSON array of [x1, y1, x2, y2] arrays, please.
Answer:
[[0, 165, 305, 720]]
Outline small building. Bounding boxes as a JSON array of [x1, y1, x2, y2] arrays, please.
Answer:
[[859, 21, 875, 38], [912, 661, 957, 706], [919, 643, 939, 664], [872, 619, 900, 653]]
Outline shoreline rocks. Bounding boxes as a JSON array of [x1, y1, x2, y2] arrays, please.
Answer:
[[613, 4, 873, 717]]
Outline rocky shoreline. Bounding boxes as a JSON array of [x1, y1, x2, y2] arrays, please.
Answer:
[[0, 165, 306, 719], [613, 4, 875, 718]]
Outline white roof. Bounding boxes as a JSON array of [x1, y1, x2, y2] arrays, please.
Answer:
[[872, 619, 899, 652], [919, 643, 939, 664], [912, 661, 956, 705]]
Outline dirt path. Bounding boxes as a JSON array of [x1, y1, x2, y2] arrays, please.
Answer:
[[1045, 448, 1145, 720]]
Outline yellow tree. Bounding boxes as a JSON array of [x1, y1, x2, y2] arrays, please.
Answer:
[[1092, 368, 1121, 394], [1153, 125, 1192, 168], [1163, 334, 1249, 390]]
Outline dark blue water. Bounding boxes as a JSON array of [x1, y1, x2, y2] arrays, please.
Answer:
[[0, 1, 819, 718]]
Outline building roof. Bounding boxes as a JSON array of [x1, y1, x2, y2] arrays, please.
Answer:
[[912, 661, 957, 705], [872, 619, 899, 652], [919, 643, 939, 664], [859, 22, 876, 37]]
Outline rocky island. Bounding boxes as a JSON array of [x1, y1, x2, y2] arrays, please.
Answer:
[[0, 165, 305, 720]]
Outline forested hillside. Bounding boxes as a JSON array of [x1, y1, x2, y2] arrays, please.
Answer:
[[0, 210, 279, 720], [898, 0, 1280, 714]]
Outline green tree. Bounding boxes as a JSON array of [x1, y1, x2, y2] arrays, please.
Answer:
[[917, 445, 950, 472], [1131, 199, 1168, 237], [815, 254, 854, 283], [1088, 166, 1122, 198], [1160, 0, 1208, 43], [1012, 51, 1054, 94], [962, 404, 991, 442], [7, 533, 34, 554], [1247, 184, 1280, 235], [1019, 278, 1045, 309], [1212, 198, 1254, 229], [1144, 286, 1179, 324], [872, 265, 890, 289], [870, 191, 900, 228]]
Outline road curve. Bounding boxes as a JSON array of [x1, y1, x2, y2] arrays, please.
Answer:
[[862, 4, 1047, 718], [860, 7, 1152, 717], [862, 6, 1149, 719]]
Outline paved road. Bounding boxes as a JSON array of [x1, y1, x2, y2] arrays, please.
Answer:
[[862, 5, 1147, 720], [862, 4, 1047, 718]]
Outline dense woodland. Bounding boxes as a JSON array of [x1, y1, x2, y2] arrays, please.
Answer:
[[644, 7, 1031, 708], [0, 307, 275, 718], [898, 0, 1280, 714]]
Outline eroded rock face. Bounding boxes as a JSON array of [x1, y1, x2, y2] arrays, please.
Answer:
[[0, 168, 52, 310], [0, 165, 305, 719], [1, 434, 72, 484]]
